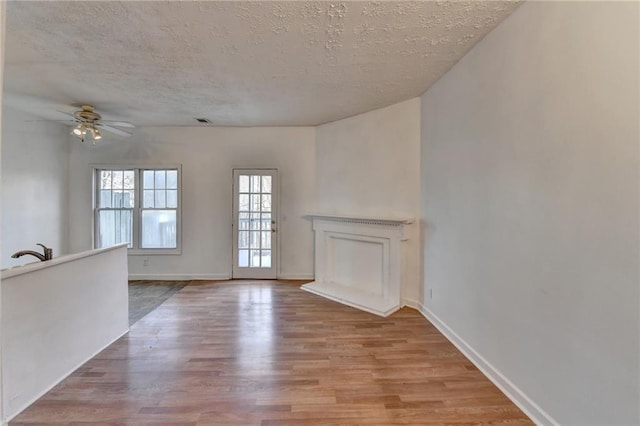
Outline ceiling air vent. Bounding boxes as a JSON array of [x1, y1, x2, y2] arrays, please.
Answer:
[[195, 117, 212, 124]]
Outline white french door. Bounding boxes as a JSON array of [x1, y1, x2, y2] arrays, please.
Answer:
[[232, 169, 278, 279]]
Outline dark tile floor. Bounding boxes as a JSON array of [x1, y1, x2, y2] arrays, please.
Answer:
[[128, 280, 190, 325]]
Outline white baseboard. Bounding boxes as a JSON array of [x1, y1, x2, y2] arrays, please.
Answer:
[[277, 273, 314, 280], [404, 300, 557, 426], [128, 273, 231, 281]]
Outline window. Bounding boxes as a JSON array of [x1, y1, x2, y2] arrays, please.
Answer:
[[94, 166, 180, 253]]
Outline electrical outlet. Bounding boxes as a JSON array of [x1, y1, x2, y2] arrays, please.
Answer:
[[143, 258, 149, 267], [429, 288, 433, 299]]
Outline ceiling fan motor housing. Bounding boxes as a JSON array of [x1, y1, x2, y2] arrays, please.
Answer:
[[74, 105, 101, 123]]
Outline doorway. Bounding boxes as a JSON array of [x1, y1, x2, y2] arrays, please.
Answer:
[[232, 169, 278, 279]]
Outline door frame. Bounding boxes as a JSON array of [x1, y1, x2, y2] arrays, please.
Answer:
[[231, 168, 279, 279]]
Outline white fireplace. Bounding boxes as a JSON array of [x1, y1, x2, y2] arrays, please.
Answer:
[[302, 214, 413, 317]]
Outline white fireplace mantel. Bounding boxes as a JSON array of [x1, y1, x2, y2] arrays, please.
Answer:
[[302, 213, 413, 317]]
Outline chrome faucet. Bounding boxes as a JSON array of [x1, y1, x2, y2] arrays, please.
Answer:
[[11, 243, 53, 262]]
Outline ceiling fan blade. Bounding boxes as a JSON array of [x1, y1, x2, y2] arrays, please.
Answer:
[[96, 123, 132, 137], [101, 120, 135, 128], [25, 119, 77, 123], [57, 110, 78, 119]]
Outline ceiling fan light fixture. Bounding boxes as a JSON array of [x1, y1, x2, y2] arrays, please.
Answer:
[[64, 106, 134, 143]]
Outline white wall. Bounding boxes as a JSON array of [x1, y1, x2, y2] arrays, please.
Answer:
[[68, 126, 316, 280], [420, 2, 639, 425], [316, 98, 421, 302], [0, 1, 7, 421], [1, 106, 69, 268]]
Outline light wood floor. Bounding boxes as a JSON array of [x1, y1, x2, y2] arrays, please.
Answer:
[[11, 280, 532, 425]]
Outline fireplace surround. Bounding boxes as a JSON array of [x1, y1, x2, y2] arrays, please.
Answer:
[[302, 214, 413, 316]]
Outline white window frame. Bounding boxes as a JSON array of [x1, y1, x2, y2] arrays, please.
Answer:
[[92, 164, 182, 255]]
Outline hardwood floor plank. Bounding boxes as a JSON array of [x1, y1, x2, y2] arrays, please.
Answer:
[[10, 280, 532, 425]]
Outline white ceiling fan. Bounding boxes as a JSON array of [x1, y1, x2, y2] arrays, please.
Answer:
[[57, 105, 135, 143]]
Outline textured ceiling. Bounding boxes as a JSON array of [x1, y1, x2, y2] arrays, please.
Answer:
[[4, 1, 520, 127]]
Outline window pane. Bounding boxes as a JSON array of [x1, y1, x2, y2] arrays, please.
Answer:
[[250, 175, 260, 193], [238, 213, 250, 230], [239, 175, 249, 193], [98, 210, 132, 248], [113, 191, 126, 208], [261, 176, 272, 194], [250, 250, 260, 267], [239, 194, 249, 211], [238, 250, 249, 267], [143, 170, 154, 189], [238, 231, 249, 249], [143, 190, 154, 208], [100, 171, 112, 189], [112, 171, 124, 190], [250, 194, 260, 212], [155, 170, 166, 189], [124, 171, 135, 189], [166, 170, 178, 189], [261, 194, 271, 211], [112, 191, 134, 208], [141, 210, 177, 248], [123, 190, 135, 208], [155, 190, 166, 208], [167, 190, 178, 208], [261, 250, 271, 268], [100, 190, 112, 208]]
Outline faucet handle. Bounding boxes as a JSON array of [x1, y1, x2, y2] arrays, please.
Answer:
[[36, 243, 53, 260]]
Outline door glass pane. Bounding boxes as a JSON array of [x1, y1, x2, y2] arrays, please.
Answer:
[[250, 250, 260, 267], [261, 194, 271, 211], [238, 231, 249, 248], [141, 210, 177, 248], [250, 232, 260, 249], [238, 250, 249, 267], [261, 214, 271, 230], [239, 175, 249, 193], [239, 194, 249, 211], [238, 213, 250, 230], [250, 175, 261, 193], [261, 231, 271, 249], [261, 250, 271, 268], [250, 213, 260, 230], [250, 194, 260, 212], [261, 176, 271, 193]]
